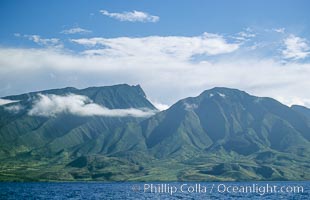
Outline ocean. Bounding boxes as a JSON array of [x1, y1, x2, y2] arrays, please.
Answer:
[[0, 181, 309, 199]]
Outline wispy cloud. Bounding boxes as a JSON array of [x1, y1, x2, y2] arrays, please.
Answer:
[[71, 33, 240, 60], [24, 34, 63, 48], [61, 27, 92, 34], [14, 33, 21, 37], [233, 27, 256, 41], [4, 104, 23, 113], [28, 94, 156, 117], [282, 34, 310, 60], [0, 99, 19, 106], [273, 28, 285, 33], [100, 10, 159, 22], [184, 102, 198, 111], [238, 32, 256, 38], [0, 99, 22, 114]]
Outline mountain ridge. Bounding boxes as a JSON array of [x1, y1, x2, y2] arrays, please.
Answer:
[[0, 85, 309, 181]]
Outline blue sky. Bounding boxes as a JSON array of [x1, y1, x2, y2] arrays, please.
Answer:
[[1, 0, 310, 40], [1, 0, 310, 109]]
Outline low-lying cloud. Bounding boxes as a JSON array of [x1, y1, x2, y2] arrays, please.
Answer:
[[28, 94, 157, 117], [0, 99, 19, 106], [4, 104, 23, 113]]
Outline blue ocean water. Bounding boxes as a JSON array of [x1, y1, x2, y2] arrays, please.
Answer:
[[0, 181, 308, 199]]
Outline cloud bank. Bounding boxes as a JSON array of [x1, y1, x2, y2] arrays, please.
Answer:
[[100, 10, 159, 22], [28, 94, 156, 117], [1, 30, 310, 108]]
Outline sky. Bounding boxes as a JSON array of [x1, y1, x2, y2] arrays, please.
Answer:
[[1, 0, 310, 109]]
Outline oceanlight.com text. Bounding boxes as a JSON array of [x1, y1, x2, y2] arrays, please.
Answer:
[[139, 183, 304, 196]]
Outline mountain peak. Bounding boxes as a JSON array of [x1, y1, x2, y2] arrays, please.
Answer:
[[206, 87, 247, 93], [198, 87, 250, 100], [1, 84, 156, 111], [132, 84, 147, 98], [84, 84, 146, 97]]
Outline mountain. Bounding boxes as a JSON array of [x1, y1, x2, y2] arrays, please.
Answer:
[[134, 87, 310, 181], [0, 85, 309, 181], [291, 105, 310, 121], [141, 87, 310, 156], [0, 84, 156, 158]]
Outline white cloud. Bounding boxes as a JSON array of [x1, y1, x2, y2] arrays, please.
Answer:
[[276, 96, 310, 107], [1, 31, 310, 108], [28, 94, 156, 117], [61, 27, 92, 34], [238, 31, 256, 39], [14, 33, 21, 37], [218, 92, 226, 98], [273, 28, 285, 33], [234, 28, 256, 41], [1, 46, 310, 108], [71, 33, 240, 60], [153, 102, 169, 111], [4, 104, 23, 113], [282, 34, 310, 60], [0, 99, 19, 106], [184, 102, 198, 111], [24, 35, 63, 48], [148, 99, 169, 111], [100, 10, 159, 22]]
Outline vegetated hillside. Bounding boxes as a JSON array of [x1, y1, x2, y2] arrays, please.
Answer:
[[0, 85, 309, 181]]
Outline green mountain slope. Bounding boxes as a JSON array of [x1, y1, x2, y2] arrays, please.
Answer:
[[0, 84, 156, 158], [0, 86, 309, 181], [141, 87, 310, 157], [291, 105, 310, 121]]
